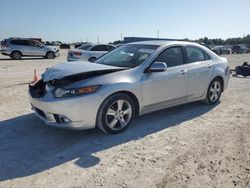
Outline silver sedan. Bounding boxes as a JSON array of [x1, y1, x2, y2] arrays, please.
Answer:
[[29, 41, 230, 134]]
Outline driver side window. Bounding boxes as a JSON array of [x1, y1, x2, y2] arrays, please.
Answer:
[[155, 47, 184, 67]]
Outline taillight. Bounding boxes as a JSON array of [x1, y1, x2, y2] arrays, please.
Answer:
[[73, 52, 81, 56]]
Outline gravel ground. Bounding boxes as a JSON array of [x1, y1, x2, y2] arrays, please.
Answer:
[[0, 51, 250, 188]]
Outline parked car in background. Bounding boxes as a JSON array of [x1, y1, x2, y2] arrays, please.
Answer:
[[247, 45, 250, 53], [29, 41, 230, 134], [211, 49, 220, 55], [212, 46, 230, 55], [199, 43, 211, 49], [67, 44, 116, 62], [231, 45, 249, 54], [0, 38, 60, 59]]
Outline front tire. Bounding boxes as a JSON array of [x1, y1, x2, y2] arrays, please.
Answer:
[[205, 78, 222, 104], [46, 51, 55, 59], [10, 51, 22, 60], [97, 93, 136, 134]]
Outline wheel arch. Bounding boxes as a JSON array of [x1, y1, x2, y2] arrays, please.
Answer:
[[100, 90, 140, 117], [46, 51, 54, 55], [11, 50, 22, 55], [211, 75, 224, 92]]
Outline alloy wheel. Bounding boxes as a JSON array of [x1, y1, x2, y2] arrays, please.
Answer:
[[209, 80, 221, 103], [105, 99, 132, 131], [12, 52, 21, 59]]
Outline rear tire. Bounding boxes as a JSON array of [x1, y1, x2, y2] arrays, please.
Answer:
[[96, 93, 136, 134], [10, 51, 22, 60], [205, 78, 222, 105], [46, 51, 55, 59]]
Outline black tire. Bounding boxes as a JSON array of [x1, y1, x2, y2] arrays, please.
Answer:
[[88, 57, 97, 63], [205, 78, 222, 105], [96, 93, 136, 134], [46, 51, 55, 59], [10, 51, 22, 60]]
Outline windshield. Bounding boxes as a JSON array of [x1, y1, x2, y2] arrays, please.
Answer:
[[96, 44, 159, 68]]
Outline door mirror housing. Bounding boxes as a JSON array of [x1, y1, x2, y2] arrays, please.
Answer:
[[147, 62, 167, 72]]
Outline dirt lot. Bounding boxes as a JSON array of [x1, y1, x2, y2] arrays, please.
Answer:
[[0, 51, 250, 188]]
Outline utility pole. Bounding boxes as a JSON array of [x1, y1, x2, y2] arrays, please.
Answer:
[[120, 33, 123, 41], [157, 29, 160, 38], [86, 37, 88, 43], [97, 35, 100, 44]]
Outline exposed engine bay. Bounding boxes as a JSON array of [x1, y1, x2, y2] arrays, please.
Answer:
[[29, 69, 124, 98]]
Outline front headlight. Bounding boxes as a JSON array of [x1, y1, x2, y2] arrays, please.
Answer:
[[53, 85, 101, 98]]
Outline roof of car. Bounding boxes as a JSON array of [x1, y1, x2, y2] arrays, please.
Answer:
[[127, 40, 198, 46], [85, 43, 115, 46]]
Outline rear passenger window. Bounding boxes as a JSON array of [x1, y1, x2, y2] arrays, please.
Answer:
[[10, 40, 31, 46], [155, 47, 184, 67], [186, 46, 206, 63], [22, 40, 31, 46], [91, 45, 108, 51], [203, 51, 211, 60], [10, 40, 23, 45]]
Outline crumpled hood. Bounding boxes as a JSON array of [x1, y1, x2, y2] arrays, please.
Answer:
[[42, 61, 123, 82]]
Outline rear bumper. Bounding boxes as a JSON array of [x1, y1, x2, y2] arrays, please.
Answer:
[[67, 57, 84, 62], [0, 49, 11, 55], [67, 55, 88, 62]]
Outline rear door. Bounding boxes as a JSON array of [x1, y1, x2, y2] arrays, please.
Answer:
[[18, 40, 32, 55], [185, 46, 212, 99]]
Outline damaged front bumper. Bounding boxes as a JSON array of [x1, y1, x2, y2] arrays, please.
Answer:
[[54, 51, 60, 57], [28, 83, 103, 130]]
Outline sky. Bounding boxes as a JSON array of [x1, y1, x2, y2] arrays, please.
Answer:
[[0, 0, 250, 43]]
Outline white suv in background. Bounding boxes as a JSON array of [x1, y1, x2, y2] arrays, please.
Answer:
[[67, 44, 116, 62], [0, 38, 60, 60]]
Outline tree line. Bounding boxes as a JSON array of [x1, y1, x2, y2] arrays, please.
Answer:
[[192, 35, 250, 46]]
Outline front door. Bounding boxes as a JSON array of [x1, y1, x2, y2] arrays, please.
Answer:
[[28, 40, 44, 56], [142, 46, 188, 112]]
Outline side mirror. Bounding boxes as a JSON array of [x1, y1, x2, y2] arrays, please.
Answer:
[[148, 62, 167, 72]]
